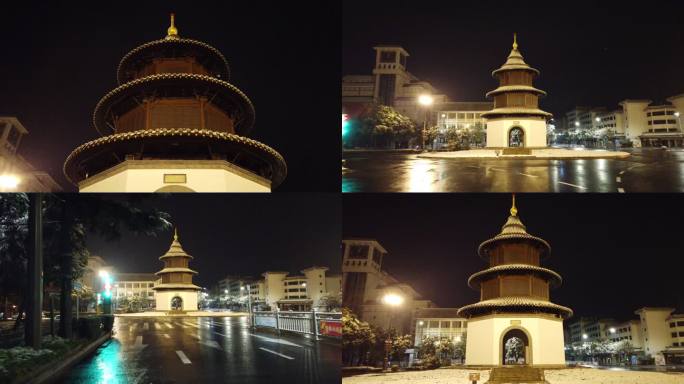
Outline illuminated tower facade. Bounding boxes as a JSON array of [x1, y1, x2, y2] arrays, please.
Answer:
[[64, 14, 286, 192], [458, 196, 572, 366], [153, 229, 200, 312], [482, 34, 552, 149]]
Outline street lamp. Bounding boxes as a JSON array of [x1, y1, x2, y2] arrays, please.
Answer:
[[382, 293, 404, 371], [609, 327, 616, 334], [418, 94, 434, 151], [0, 174, 20, 190], [675, 112, 681, 136], [582, 333, 588, 340]]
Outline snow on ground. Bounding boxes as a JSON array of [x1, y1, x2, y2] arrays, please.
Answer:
[[342, 367, 684, 384], [418, 148, 630, 159]]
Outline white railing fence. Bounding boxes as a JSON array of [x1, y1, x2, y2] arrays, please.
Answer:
[[252, 310, 341, 339]]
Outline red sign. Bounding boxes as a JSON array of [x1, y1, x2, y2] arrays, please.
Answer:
[[319, 320, 342, 337]]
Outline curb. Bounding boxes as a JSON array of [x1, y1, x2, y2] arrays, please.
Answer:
[[417, 154, 631, 160], [24, 331, 112, 384]]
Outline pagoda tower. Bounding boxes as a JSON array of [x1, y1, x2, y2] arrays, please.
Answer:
[[482, 34, 552, 149], [64, 14, 286, 192], [153, 228, 201, 312], [458, 195, 572, 367]]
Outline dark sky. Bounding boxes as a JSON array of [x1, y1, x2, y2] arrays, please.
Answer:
[[343, 193, 684, 322], [86, 194, 341, 288], [0, 1, 340, 192], [343, 0, 684, 117]]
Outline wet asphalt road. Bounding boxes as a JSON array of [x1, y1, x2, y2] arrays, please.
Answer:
[[342, 148, 684, 192], [59, 316, 340, 384]]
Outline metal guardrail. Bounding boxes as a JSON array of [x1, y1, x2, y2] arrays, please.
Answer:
[[252, 310, 341, 339]]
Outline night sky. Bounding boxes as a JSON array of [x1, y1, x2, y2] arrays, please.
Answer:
[[343, 0, 684, 117], [0, 1, 340, 192], [343, 193, 684, 322], [86, 194, 341, 288]]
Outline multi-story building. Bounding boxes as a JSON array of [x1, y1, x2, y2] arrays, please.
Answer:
[[341, 238, 436, 335], [640, 104, 683, 147], [567, 316, 598, 343], [595, 110, 625, 140], [113, 273, 159, 311], [605, 319, 643, 349], [434, 102, 493, 149], [635, 307, 677, 358], [413, 308, 467, 346], [258, 266, 340, 311], [342, 46, 449, 127], [0, 117, 61, 192]]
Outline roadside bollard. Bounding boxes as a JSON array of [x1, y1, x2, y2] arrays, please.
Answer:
[[469, 372, 480, 384]]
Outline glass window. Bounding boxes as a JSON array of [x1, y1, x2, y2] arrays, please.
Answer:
[[448, 113, 456, 119], [678, 321, 684, 327], [466, 113, 474, 119], [671, 322, 677, 328], [452, 321, 461, 328], [429, 321, 439, 328], [440, 321, 450, 328], [457, 113, 465, 119]]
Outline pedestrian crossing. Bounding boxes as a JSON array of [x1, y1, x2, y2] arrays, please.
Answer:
[[123, 320, 202, 332]]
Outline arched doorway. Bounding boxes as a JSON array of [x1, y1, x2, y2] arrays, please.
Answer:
[[501, 328, 530, 365], [508, 127, 525, 147], [171, 296, 183, 311]]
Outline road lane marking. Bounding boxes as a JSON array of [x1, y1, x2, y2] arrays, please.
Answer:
[[259, 347, 294, 360], [616, 176, 622, 183], [517, 172, 538, 178], [489, 167, 506, 172], [165, 323, 173, 329], [176, 350, 192, 364], [184, 322, 199, 328], [199, 340, 222, 350], [618, 187, 625, 193], [130, 323, 138, 332], [619, 170, 625, 175], [163, 334, 170, 339], [155, 323, 162, 330], [143, 322, 149, 330], [558, 181, 587, 190], [250, 333, 303, 348]]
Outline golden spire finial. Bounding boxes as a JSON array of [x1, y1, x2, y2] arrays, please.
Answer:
[[166, 13, 179, 39], [174, 227, 178, 241], [513, 33, 518, 50], [510, 193, 518, 217]]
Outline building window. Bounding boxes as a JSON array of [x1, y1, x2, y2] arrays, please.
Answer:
[[671, 322, 677, 328], [673, 332, 678, 338], [348, 245, 368, 259]]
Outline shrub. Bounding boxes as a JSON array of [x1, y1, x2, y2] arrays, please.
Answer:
[[422, 355, 441, 369]]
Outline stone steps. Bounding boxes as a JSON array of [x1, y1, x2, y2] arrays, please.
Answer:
[[486, 366, 548, 383]]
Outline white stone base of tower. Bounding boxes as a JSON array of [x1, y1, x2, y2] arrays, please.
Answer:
[[155, 290, 199, 312], [78, 160, 270, 192], [485, 118, 548, 148], [464, 314, 566, 367]]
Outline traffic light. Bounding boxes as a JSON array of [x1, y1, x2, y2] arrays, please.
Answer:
[[342, 114, 350, 137]]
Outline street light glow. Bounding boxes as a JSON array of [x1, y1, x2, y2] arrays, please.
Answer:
[[676, 112, 681, 117], [609, 327, 616, 334], [575, 121, 580, 127], [595, 117, 601, 122], [382, 293, 404, 306], [582, 333, 588, 339], [418, 94, 434, 106], [0, 175, 20, 189]]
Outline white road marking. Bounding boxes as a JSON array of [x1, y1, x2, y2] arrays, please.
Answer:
[[184, 322, 199, 328], [619, 170, 625, 175], [165, 323, 173, 329], [259, 347, 294, 360], [616, 176, 622, 183], [251, 333, 303, 348], [517, 172, 538, 178], [489, 167, 506, 172], [155, 323, 162, 330], [130, 323, 138, 332], [176, 350, 192, 364], [135, 335, 143, 346], [558, 181, 587, 190], [163, 334, 170, 339], [199, 340, 222, 350], [618, 187, 625, 193], [143, 322, 149, 330]]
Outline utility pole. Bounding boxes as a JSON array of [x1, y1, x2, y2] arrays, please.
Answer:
[[26, 193, 43, 348]]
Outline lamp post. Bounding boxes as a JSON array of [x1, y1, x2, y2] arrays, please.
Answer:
[[418, 95, 434, 151], [382, 293, 404, 371]]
